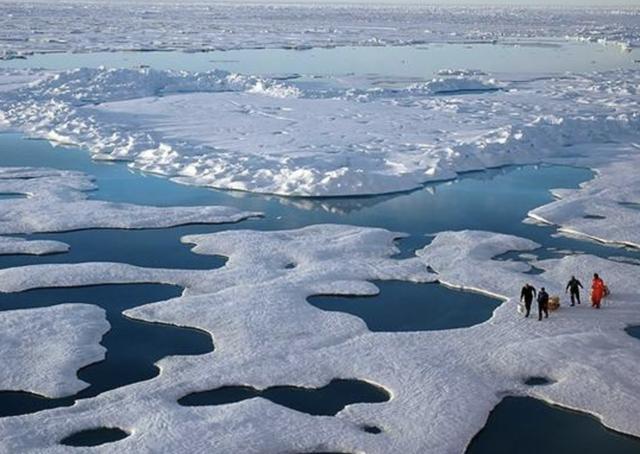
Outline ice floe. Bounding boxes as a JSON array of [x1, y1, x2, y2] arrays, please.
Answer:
[[0, 167, 259, 235], [529, 144, 640, 248], [0, 304, 108, 398], [0, 227, 639, 453], [0, 236, 69, 256]]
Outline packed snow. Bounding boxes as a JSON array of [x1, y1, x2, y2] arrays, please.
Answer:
[[0, 3, 638, 56], [0, 227, 639, 453], [0, 304, 108, 398]]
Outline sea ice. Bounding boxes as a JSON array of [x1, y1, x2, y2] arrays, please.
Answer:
[[0, 167, 259, 235], [0, 236, 69, 256], [0, 4, 638, 55], [0, 227, 638, 453], [1, 67, 638, 203], [0, 304, 108, 398]]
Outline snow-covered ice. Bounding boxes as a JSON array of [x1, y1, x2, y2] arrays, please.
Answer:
[[1, 67, 638, 201], [0, 3, 639, 452], [0, 227, 639, 453], [1, 64, 638, 250], [0, 167, 259, 235], [529, 144, 640, 248], [0, 304, 108, 398], [0, 4, 638, 55], [0, 236, 69, 256]]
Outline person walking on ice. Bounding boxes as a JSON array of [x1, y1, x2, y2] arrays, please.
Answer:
[[591, 273, 607, 309], [520, 283, 536, 318], [537, 287, 549, 321], [565, 275, 584, 306]]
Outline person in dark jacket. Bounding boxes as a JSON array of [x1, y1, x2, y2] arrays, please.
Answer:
[[520, 283, 537, 318], [565, 275, 584, 306], [537, 287, 549, 321]]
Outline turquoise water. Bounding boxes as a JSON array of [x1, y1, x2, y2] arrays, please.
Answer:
[[1, 41, 636, 82]]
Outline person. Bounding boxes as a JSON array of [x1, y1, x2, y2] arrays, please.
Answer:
[[537, 287, 549, 321], [565, 275, 584, 306], [520, 283, 537, 318], [591, 273, 606, 309]]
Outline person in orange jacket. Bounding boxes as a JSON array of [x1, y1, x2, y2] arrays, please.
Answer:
[[591, 273, 606, 309]]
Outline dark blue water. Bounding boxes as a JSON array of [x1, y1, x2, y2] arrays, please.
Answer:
[[466, 397, 640, 454], [524, 376, 553, 386], [0, 284, 213, 417], [308, 280, 500, 332], [60, 427, 129, 447], [1, 133, 639, 449], [178, 379, 390, 417], [626, 326, 640, 340]]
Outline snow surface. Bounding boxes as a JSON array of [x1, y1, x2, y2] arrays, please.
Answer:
[[0, 167, 259, 235], [1, 66, 638, 200], [0, 227, 639, 453], [0, 4, 638, 56], [528, 144, 640, 248], [0, 304, 109, 398], [0, 236, 69, 256]]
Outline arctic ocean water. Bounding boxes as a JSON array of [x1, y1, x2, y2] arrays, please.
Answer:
[[1, 41, 639, 452]]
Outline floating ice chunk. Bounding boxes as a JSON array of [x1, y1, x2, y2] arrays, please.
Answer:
[[0, 167, 260, 234], [435, 69, 488, 77], [0, 304, 109, 398], [0, 236, 69, 256], [407, 76, 500, 94]]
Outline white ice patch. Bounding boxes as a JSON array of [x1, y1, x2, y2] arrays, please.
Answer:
[[0, 167, 259, 234], [0, 304, 108, 398], [0, 236, 69, 256], [0, 227, 639, 453]]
